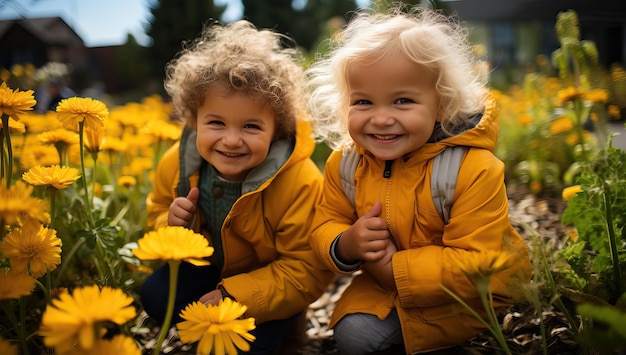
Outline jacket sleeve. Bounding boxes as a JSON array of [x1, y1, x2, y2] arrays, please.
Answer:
[[146, 142, 181, 230], [220, 158, 335, 323], [310, 150, 360, 274], [393, 148, 531, 308]]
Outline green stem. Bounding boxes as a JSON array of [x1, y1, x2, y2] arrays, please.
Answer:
[[518, 220, 579, 334], [17, 298, 29, 355], [153, 261, 180, 355], [35, 279, 51, 304], [91, 153, 98, 208], [602, 182, 622, 298], [48, 187, 57, 230], [2, 114, 13, 187], [78, 122, 93, 227], [477, 279, 512, 355], [1, 300, 28, 355], [54, 237, 85, 285]]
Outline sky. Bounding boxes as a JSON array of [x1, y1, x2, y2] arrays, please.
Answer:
[[0, 0, 370, 48], [0, 0, 243, 47]]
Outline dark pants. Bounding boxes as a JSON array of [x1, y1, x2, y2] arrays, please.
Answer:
[[140, 262, 301, 354]]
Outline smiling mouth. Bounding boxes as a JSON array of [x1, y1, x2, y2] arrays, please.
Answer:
[[372, 134, 399, 140], [219, 151, 245, 157]]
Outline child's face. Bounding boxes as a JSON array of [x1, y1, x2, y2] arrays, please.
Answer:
[[346, 52, 440, 161], [196, 85, 276, 181]]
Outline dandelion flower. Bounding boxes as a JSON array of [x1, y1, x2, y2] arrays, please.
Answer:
[[453, 250, 512, 280], [0, 116, 25, 133], [0, 179, 49, 225], [37, 128, 80, 146], [550, 116, 574, 135], [584, 88, 608, 103], [0, 221, 62, 278], [117, 175, 137, 188], [39, 285, 137, 353], [133, 226, 214, 265], [0, 82, 36, 120], [562, 185, 583, 201], [141, 120, 182, 141], [64, 335, 141, 355], [556, 86, 585, 105], [22, 165, 81, 190], [84, 126, 104, 153], [0, 269, 36, 299], [178, 299, 256, 355], [0, 336, 18, 355], [56, 97, 109, 131]]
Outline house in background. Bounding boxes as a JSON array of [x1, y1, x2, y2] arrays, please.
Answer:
[[444, 0, 626, 89], [1, 1, 626, 95], [0, 16, 119, 94]]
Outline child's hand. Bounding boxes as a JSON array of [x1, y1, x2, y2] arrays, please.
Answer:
[[337, 201, 391, 263], [198, 289, 222, 306], [168, 187, 199, 228], [363, 238, 397, 290]]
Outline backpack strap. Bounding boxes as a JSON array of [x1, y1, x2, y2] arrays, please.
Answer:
[[339, 146, 467, 224], [339, 147, 361, 207], [430, 146, 467, 224]]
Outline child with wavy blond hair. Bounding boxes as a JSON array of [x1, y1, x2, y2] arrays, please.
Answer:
[[142, 20, 333, 353], [306, 4, 530, 354]]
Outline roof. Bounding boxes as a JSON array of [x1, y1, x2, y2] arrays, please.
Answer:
[[444, 0, 626, 23], [0, 17, 84, 46]]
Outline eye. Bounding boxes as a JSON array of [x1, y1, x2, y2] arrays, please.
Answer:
[[207, 120, 225, 126], [352, 99, 371, 106], [243, 123, 261, 130], [394, 98, 414, 104]]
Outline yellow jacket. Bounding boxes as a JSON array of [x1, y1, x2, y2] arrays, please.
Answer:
[[311, 95, 531, 353], [147, 119, 334, 324]]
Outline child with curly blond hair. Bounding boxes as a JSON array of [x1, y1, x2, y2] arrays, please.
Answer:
[[142, 20, 333, 354], [306, 4, 531, 354]]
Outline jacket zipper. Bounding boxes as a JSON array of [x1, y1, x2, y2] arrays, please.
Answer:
[[383, 160, 400, 248]]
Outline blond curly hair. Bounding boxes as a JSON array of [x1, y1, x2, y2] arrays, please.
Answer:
[[306, 4, 489, 150], [164, 20, 308, 140]]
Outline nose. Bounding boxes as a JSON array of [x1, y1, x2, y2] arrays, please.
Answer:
[[222, 129, 243, 147], [370, 106, 395, 126]]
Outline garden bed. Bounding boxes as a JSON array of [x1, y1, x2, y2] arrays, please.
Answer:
[[136, 185, 579, 354]]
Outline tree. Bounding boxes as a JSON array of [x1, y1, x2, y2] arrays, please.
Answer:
[[242, 0, 358, 51], [145, 0, 225, 87]]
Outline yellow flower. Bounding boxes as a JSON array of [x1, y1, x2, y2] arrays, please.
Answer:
[[0, 336, 18, 355], [38, 128, 80, 146], [0, 268, 36, 299], [608, 104, 621, 120], [0, 179, 49, 225], [141, 120, 183, 141], [133, 226, 214, 265], [56, 97, 109, 132], [453, 250, 512, 280], [0, 116, 25, 133], [562, 185, 583, 201], [0, 82, 36, 120], [584, 88, 608, 103], [39, 285, 137, 353], [19, 144, 60, 170], [84, 126, 104, 153], [556, 86, 585, 105], [117, 175, 137, 188], [64, 335, 141, 355], [177, 299, 256, 355], [100, 136, 128, 153], [550, 116, 574, 135], [0, 221, 62, 278], [22, 165, 81, 190], [516, 113, 533, 126]]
